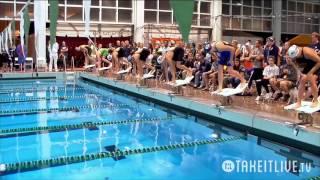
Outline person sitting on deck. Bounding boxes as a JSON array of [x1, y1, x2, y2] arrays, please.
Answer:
[[255, 56, 279, 101]]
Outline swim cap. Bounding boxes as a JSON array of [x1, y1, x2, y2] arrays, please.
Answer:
[[288, 45, 299, 59]]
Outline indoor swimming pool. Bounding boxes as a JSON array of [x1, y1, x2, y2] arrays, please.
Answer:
[[0, 79, 319, 179]]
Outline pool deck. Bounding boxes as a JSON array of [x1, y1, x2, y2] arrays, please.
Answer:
[[0, 71, 319, 155]]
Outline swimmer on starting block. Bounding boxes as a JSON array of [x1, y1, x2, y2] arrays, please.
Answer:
[[211, 41, 246, 93], [287, 45, 320, 108]]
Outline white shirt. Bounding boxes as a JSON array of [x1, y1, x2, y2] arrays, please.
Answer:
[[263, 65, 279, 78], [48, 42, 59, 55]]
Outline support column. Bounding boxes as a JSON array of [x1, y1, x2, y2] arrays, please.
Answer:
[[211, 0, 222, 42], [272, 0, 282, 46], [34, 0, 48, 64], [133, 0, 145, 44]]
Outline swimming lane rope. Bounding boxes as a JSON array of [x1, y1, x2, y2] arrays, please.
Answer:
[[0, 136, 243, 174], [0, 103, 130, 116], [0, 117, 175, 136], [0, 94, 101, 103], [0, 87, 85, 94]]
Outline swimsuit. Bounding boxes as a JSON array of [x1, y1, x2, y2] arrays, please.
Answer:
[[212, 42, 233, 66], [296, 47, 317, 74], [172, 47, 184, 61], [139, 48, 151, 61]]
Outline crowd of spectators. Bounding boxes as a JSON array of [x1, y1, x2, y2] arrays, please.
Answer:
[[1, 32, 320, 105]]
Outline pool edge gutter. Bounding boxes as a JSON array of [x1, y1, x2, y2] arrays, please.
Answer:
[[79, 73, 320, 155]]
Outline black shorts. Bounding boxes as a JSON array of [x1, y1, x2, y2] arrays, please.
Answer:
[[172, 47, 184, 62], [299, 59, 316, 74], [85, 47, 92, 56], [117, 48, 125, 58], [139, 49, 150, 61]]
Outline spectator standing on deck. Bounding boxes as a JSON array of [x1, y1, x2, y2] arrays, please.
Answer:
[[309, 32, 320, 56], [59, 41, 68, 71], [48, 40, 59, 72], [16, 41, 27, 72], [264, 37, 279, 66]]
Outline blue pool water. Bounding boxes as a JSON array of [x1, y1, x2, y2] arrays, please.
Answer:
[[0, 79, 319, 179]]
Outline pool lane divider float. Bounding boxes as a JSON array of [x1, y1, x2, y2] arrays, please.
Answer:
[[0, 87, 86, 94], [0, 117, 175, 138], [308, 176, 320, 180], [0, 136, 243, 175], [0, 95, 101, 104], [0, 103, 130, 117]]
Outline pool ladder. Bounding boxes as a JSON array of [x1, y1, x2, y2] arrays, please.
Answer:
[[65, 72, 76, 85]]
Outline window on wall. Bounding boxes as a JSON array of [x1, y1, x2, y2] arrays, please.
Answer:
[[0, 3, 14, 18], [91, 0, 100, 6], [231, 18, 241, 29], [253, 8, 261, 16], [232, 0, 241, 4], [242, 19, 252, 29], [200, 14, 210, 26], [67, 0, 82, 5], [281, 22, 287, 33], [200, 1, 210, 13], [144, 11, 157, 23], [222, 17, 230, 29], [145, 0, 157, 9], [194, 1, 198, 12], [288, 1, 296, 11], [159, 12, 171, 24], [243, 0, 252, 6], [192, 14, 198, 25], [222, 4, 230, 15], [264, 0, 272, 8], [243, 6, 251, 16], [90, 8, 100, 21], [58, 6, 65, 21], [263, 20, 271, 31], [297, 2, 304, 12], [252, 19, 262, 31], [102, 0, 116, 7], [314, 4, 320, 13], [282, 0, 287, 10], [253, 0, 261, 6], [118, 9, 132, 23], [232, 5, 241, 15], [66, 7, 82, 21], [159, 0, 170, 10], [101, 8, 116, 22], [305, 3, 312, 13], [67, 7, 82, 21], [118, 0, 132, 8], [59, 0, 65, 5]]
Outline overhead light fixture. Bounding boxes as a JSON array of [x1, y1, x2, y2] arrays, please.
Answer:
[[236, 3, 242, 6], [307, 17, 312, 20]]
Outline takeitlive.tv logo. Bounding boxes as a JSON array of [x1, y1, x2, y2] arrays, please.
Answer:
[[222, 160, 312, 173]]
